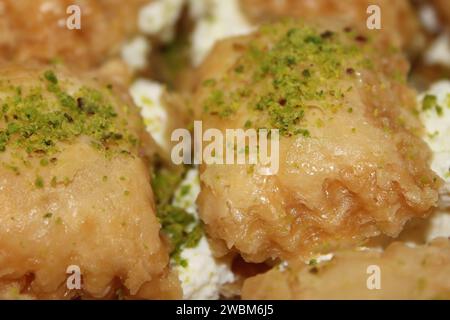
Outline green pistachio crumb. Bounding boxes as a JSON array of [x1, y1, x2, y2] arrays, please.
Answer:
[[44, 70, 58, 85], [422, 95, 437, 111], [0, 71, 137, 159], [202, 21, 374, 137], [151, 167, 203, 265], [35, 176, 44, 189]]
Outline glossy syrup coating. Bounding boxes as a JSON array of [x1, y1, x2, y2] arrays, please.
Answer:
[[193, 21, 441, 263], [430, 0, 450, 28], [0, 0, 149, 70], [242, 238, 450, 300], [0, 66, 181, 299], [239, 0, 424, 55]]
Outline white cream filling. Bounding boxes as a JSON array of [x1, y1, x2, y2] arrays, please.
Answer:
[[138, 0, 185, 42], [419, 81, 450, 209], [425, 33, 450, 67], [417, 80, 450, 242], [173, 168, 235, 300], [121, 36, 151, 71], [189, 0, 255, 66], [419, 4, 441, 33], [129, 79, 168, 149]]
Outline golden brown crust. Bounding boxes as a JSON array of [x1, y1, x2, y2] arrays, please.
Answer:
[[193, 22, 441, 263], [240, 0, 424, 55], [430, 0, 450, 28], [0, 0, 148, 70], [0, 66, 181, 299], [242, 238, 450, 300]]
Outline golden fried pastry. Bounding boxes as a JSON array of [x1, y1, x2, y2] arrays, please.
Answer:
[[0, 66, 181, 299], [430, 0, 450, 28], [193, 21, 441, 263], [0, 0, 149, 70], [240, 0, 424, 55], [242, 238, 450, 300]]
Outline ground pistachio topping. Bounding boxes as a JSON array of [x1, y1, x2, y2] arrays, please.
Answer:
[[0, 70, 138, 157], [202, 21, 378, 137], [422, 94, 446, 116], [151, 166, 202, 266]]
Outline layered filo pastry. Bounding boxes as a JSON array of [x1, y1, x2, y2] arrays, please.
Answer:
[[0, 0, 450, 300], [0, 66, 180, 299], [192, 20, 441, 262], [0, 0, 153, 70]]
